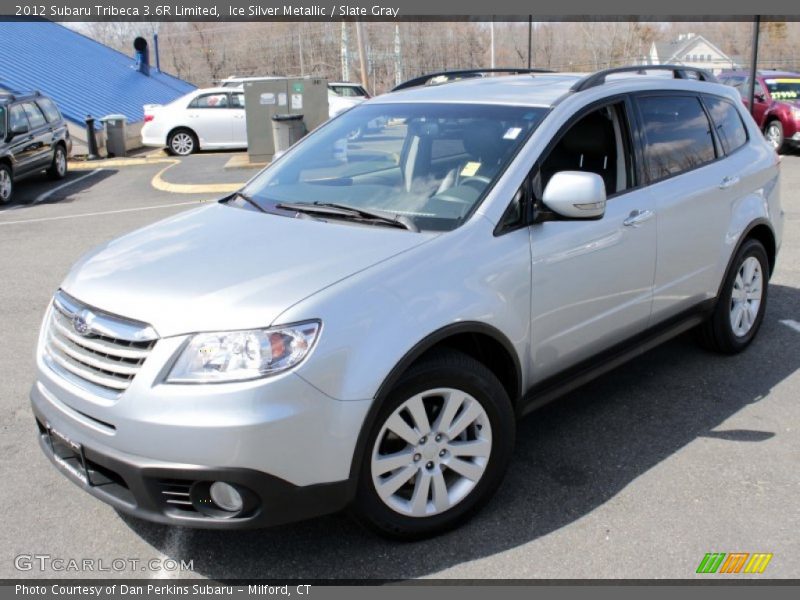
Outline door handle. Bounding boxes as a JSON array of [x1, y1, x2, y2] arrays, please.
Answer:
[[719, 175, 740, 189], [623, 209, 654, 227]]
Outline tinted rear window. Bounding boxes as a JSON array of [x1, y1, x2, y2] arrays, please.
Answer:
[[37, 97, 62, 123], [703, 96, 748, 155], [637, 95, 717, 181]]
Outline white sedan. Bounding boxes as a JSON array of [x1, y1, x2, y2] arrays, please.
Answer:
[[141, 87, 247, 156]]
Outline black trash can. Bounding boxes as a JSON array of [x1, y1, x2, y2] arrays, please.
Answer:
[[271, 114, 306, 154]]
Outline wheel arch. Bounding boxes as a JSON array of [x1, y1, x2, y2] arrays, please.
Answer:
[[347, 322, 522, 483], [717, 218, 777, 301], [167, 126, 199, 149]]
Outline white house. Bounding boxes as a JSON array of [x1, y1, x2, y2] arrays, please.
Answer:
[[646, 33, 739, 74]]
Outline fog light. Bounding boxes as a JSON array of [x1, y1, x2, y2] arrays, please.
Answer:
[[209, 482, 243, 512]]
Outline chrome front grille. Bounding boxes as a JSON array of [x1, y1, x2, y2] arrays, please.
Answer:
[[43, 291, 158, 394]]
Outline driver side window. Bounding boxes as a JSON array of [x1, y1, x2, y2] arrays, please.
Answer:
[[536, 102, 634, 201]]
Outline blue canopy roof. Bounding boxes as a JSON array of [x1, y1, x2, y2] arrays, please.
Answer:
[[0, 21, 196, 126]]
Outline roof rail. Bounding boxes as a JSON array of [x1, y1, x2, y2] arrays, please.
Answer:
[[571, 64, 718, 92], [392, 68, 553, 92]]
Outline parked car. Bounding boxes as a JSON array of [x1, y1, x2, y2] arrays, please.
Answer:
[[31, 66, 783, 539], [0, 91, 70, 204], [141, 87, 247, 156], [328, 82, 371, 100], [719, 69, 800, 153]]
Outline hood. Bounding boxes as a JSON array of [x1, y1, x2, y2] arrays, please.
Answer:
[[61, 203, 430, 337]]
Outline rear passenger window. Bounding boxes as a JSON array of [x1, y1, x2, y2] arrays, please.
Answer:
[[37, 98, 62, 123], [703, 96, 748, 154], [22, 102, 47, 129], [189, 93, 229, 109], [637, 95, 717, 181]]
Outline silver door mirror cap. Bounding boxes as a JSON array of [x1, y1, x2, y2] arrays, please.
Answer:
[[542, 171, 607, 219]]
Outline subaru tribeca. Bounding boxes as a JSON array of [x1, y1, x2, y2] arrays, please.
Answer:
[[30, 66, 783, 538]]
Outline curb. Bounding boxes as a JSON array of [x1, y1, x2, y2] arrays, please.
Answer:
[[150, 161, 244, 195]]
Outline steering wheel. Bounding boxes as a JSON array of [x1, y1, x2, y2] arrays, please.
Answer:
[[458, 175, 492, 189], [432, 191, 473, 204]]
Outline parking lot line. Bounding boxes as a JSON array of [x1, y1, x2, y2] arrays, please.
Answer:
[[0, 201, 201, 226], [33, 169, 104, 205], [780, 319, 800, 333]]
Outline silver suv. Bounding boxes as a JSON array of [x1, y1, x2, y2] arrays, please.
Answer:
[[31, 66, 784, 538]]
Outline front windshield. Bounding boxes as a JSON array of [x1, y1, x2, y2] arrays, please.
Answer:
[[764, 78, 800, 101], [242, 102, 546, 231], [0, 107, 5, 139]]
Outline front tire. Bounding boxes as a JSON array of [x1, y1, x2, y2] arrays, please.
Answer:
[[167, 129, 197, 156], [699, 239, 769, 354], [47, 144, 68, 180], [764, 121, 786, 154], [353, 349, 515, 539], [0, 164, 13, 204]]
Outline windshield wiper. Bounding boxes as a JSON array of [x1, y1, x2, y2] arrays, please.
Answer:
[[275, 201, 418, 232], [230, 191, 267, 213]]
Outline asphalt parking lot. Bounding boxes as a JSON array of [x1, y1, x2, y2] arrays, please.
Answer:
[[1, 150, 798, 580]]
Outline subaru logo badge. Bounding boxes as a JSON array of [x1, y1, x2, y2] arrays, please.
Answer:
[[72, 310, 93, 337]]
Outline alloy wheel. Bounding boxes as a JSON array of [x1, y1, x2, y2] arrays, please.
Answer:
[[765, 124, 782, 150], [171, 132, 194, 155], [730, 256, 763, 337], [0, 169, 11, 202], [55, 149, 66, 176], [370, 387, 492, 518]]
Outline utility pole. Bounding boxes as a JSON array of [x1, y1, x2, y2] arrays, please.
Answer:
[[298, 27, 305, 76], [748, 16, 761, 117], [341, 21, 349, 81], [394, 23, 402, 86], [527, 16, 532, 68], [490, 20, 495, 69], [355, 21, 369, 93]]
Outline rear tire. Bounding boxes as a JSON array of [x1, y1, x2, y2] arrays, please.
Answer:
[[167, 129, 197, 156], [0, 164, 13, 205], [353, 349, 515, 540], [699, 239, 769, 354], [47, 144, 68, 180], [764, 121, 786, 154]]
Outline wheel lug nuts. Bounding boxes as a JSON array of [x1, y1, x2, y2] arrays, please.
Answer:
[[435, 434, 442, 442], [419, 437, 427, 444], [426, 461, 434, 470], [439, 449, 446, 457], [413, 453, 421, 462]]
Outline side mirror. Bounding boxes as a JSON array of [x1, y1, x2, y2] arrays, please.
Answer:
[[754, 93, 766, 103], [542, 171, 606, 219]]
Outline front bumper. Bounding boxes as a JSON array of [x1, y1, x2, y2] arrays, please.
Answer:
[[31, 384, 357, 529], [30, 314, 373, 528]]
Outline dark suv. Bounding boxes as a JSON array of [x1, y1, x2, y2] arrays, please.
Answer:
[[0, 91, 71, 204], [719, 70, 800, 153]]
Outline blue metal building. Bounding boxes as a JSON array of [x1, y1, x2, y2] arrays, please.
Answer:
[[0, 20, 195, 128]]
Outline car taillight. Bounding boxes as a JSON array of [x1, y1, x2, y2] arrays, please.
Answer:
[[144, 114, 154, 122]]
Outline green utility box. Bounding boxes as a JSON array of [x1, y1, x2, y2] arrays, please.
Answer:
[[243, 77, 329, 163]]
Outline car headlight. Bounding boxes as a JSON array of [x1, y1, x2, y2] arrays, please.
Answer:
[[792, 106, 800, 121], [167, 321, 320, 383]]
